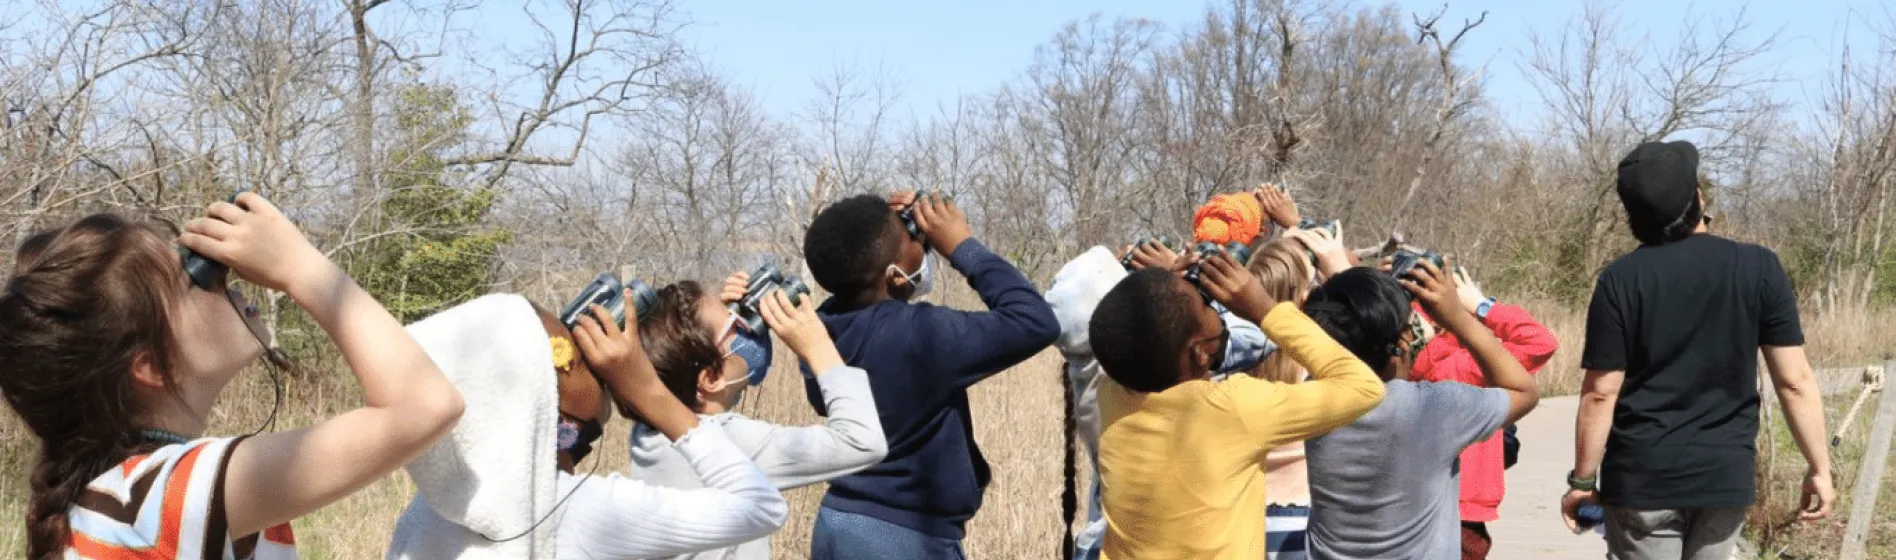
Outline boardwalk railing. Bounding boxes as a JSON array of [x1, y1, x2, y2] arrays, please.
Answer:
[[1840, 360, 1895, 560]]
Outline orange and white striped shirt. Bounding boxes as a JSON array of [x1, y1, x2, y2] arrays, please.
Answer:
[[66, 437, 296, 559]]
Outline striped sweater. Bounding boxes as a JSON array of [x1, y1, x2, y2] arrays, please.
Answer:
[[67, 436, 296, 559]]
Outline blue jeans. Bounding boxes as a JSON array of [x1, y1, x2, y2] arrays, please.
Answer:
[[1072, 477, 1104, 560], [811, 506, 967, 560]]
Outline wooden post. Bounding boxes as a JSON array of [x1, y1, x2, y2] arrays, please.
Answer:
[[1840, 359, 1896, 560]]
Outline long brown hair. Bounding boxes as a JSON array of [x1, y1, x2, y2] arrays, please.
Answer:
[[1246, 239, 1315, 383], [0, 214, 186, 559], [637, 281, 724, 411]]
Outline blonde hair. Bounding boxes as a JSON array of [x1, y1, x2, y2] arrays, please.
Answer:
[[1245, 239, 1314, 383]]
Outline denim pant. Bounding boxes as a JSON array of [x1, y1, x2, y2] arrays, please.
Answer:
[[811, 506, 967, 560], [1072, 477, 1105, 560]]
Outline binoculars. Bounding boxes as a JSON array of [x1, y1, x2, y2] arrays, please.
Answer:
[[558, 272, 658, 331], [1389, 247, 1446, 280], [181, 188, 247, 290], [1119, 235, 1181, 270], [1297, 218, 1340, 239], [1182, 241, 1253, 286], [729, 263, 812, 333], [897, 191, 953, 241]]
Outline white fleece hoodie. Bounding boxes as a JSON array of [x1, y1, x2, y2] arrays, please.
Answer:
[[384, 294, 789, 560], [624, 364, 887, 560]]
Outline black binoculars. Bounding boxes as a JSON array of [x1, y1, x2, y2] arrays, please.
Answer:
[[558, 272, 658, 331], [1389, 248, 1446, 280], [181, 188, 247, 290], [1182, 241, 1254, 285], [897, 191, 953, 242], [729, 263, 812, 333]]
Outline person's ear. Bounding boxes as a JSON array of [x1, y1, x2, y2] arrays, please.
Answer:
[[697, 366, 722, 396], [130, 349, 167, 391], [1190, 342, 1215, 373]]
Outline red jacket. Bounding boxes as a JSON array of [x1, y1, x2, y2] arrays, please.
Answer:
[[1410, 303, 1558, 522]]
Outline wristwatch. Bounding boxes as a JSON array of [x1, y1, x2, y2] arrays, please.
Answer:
[[1567, 470, 1598, 492], [1475, 297, 1496, 320]]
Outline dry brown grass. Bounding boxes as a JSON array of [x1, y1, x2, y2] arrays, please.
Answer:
[[1, 291, 1889, 559]]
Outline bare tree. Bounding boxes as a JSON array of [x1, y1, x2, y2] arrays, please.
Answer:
[[1387, 6, 1487, 232]]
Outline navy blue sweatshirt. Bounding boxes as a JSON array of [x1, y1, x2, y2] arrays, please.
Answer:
[[806, 238, 1059, 540]]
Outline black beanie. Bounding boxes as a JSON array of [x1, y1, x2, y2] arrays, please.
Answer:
[[1616, 141, 1700, 230]]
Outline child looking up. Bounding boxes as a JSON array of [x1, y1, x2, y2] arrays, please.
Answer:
[[625, 276, 887, 560], [800, 192, 1060, 559], [1300, 263, 1540, 559], [0, 196, 465, 559], [1089, 254, 1383, 560]]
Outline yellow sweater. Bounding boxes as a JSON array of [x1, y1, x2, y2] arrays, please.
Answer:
[[1098, 303, 1385, 560]]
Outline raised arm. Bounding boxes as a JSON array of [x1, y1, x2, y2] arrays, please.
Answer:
[[1194, 253, 1384, 443], [558, 422, 788, 557], [908, 194, 1059, 386], [1404, 260, 1538, 424], [1454, 268, 1558, 372], [745, 291, 887, 488], [184, 193, 465, 538], [1228, 304, 1385, 445]]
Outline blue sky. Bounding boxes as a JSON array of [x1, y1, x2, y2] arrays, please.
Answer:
[[664, 0, 1890, 124]]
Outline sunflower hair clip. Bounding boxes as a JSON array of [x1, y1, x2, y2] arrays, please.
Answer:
[[549, 336, 577, 372]]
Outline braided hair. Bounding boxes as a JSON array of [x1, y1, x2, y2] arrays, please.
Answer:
[[0, 215, 187, 559]]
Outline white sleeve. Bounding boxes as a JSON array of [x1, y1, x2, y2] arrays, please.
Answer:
[[555, 423, 787, 559], [739, 365, 888, 489]]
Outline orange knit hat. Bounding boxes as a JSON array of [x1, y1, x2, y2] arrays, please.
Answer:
[[1192, 192, 1265, 245]]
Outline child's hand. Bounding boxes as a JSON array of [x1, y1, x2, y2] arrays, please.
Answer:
[[1120, 241, 1189, 272], [1197, 253, 1278, 324], [1284, 228, 1351, 279], [574, 293, 700, 439], [573, 293, 657, 396], [720, 271, 750, 305], [911, 192, 973, 255], [1255, 184, 1301, 229], [179, 192, 334, 297], [887, 191, 918, 211], [759, 290, 843, 373], [1397, 258, 1473, 333]]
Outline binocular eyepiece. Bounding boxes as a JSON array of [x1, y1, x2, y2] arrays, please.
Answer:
[[730, 263, 813, 333], [559, 272, 659, 331]]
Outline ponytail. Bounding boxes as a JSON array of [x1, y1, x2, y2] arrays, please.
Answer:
[[25, 437, 150, 559], [0, 215, 185, 558], [1060, 361, 1078, 559]]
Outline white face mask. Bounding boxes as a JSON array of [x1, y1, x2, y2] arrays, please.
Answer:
[[889, 251, 936, 299]]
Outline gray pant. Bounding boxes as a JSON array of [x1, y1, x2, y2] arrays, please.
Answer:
[[1603, 507, 1747, 560]]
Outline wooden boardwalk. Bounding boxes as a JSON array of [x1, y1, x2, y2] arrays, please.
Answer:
[[1490, 395, 1607, 559]]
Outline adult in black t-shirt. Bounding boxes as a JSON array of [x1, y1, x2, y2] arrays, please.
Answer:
[[1562, 140, 1835, 560]]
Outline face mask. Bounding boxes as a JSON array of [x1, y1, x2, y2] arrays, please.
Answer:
[[557, 416, 604, 464], [889, 251, 936, 299], [715, 315, 773, 388]]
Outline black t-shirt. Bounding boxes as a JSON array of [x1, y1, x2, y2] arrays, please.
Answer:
[[1580, 234, 1804, 509]]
